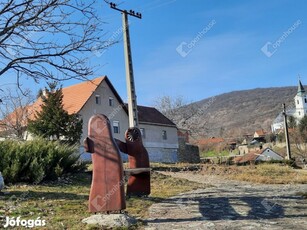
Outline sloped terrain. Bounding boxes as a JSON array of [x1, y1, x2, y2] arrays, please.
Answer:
[[171, 86, 299, 137]]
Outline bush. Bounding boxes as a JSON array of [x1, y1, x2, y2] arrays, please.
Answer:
[[0, 139, 86, 184]]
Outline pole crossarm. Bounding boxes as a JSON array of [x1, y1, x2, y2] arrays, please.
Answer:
[[110, 3, 142, 19]]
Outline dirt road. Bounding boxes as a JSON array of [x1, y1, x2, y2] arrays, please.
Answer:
[[145, 171, 307, 230]]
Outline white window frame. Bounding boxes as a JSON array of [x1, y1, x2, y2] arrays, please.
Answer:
[[140, 128, 146, 138], [113, 121, 120, 134], [95, 95, 101, 105], [109, 97, 114, 107], [162, 130, 167, 140]]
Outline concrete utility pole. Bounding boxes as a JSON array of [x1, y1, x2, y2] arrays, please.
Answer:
[[282, 103, 292, 160], [110, 2, 141, 128]]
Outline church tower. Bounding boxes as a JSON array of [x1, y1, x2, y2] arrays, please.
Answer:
[[294, 80, 307, 120]]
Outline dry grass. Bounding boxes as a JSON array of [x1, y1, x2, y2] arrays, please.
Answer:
[[0, 169, 205, 229], [201, 164, 307, 184]]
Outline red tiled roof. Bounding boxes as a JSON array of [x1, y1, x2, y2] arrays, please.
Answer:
[[5, 76, 122, 123], [0, 106, 31, 131], [30, 76, 108, 116], [233, 151, 261, 163], [254, 129, 266, 136], [197, 137, 225, 145], [62, 76, 107, 114], [29, 76, 127, 118], [4, 76, 177, 128]]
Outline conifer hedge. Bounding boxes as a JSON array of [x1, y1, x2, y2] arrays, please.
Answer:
[[0, 139, 86, 184]]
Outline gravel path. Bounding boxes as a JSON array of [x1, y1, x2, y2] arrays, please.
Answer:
[[145, 171, 307, 230]]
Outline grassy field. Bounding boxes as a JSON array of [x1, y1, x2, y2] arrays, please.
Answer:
[[1, 163, 306, 229], [201, 163, 307, 184], [0, 169, 207, 229]]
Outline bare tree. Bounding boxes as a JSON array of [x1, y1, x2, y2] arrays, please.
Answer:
[[154, 95, 187, 119], [0, 88, 34, 139], [289, 116, 307, 159], [0, 0, 108, 87], [154, 95, 212, 138]]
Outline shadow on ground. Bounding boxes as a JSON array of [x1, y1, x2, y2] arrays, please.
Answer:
[[146, 193, 307, 223]]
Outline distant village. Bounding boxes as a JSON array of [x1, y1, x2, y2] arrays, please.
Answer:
[[194, 80, 307, 166]]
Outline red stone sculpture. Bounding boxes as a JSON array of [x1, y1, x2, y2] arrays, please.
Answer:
[[84, 114, 126, 213]]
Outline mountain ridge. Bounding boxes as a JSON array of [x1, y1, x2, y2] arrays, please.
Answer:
[[171, 85, 302, 138]]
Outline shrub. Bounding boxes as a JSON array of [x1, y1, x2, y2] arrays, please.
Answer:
[[0, 139, 86, 184]]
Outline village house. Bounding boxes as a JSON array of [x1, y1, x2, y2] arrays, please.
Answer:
[[253, 129, 266, 138], [234, 147, 284, 164], [3, 76, 182, 163], [251, 129, 266, 144]]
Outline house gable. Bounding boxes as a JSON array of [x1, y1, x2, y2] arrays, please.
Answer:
[[255, 148, 284, 161], [78, 78, 128, 142]]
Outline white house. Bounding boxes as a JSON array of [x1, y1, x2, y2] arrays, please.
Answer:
[[272, 80, 307, 133], [19, 76, 179, 162], [255, 148, 284, 162], [137, 105, 179, 162], [234, 147, 284, 164]]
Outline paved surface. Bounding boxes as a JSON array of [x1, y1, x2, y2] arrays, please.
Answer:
[[145, 172, 307, 230]]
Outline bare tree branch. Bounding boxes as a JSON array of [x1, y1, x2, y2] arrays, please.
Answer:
[[0, 0, 108, 86], [0, 88, 34, 139]]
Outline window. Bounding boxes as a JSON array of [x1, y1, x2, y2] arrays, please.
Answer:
[[113, 121, 120, 134], [95, 95, 101, 105], [109, 97, 114, 106], [162, 130, 167, 140], [305, 98, 307, 103], [140, 128, 146, 138], [297, 100, 299, 105], [298, 111, 301, 116]]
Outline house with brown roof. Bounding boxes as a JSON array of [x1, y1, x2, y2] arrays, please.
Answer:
[[5, 76, 180, 162], [137, 106, 179, 162], [24, 76, 129, 143], [196, 137, 225, 145], [234, 147, 284, 164], [254, 129, 266, 138]]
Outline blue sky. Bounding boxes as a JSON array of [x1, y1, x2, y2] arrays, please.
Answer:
[[4, 0, 307, 105]]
